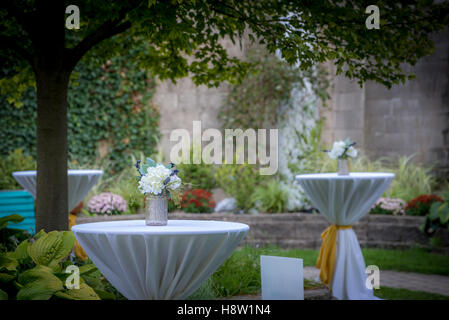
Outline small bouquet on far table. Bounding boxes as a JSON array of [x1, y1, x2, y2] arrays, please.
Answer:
[[324, 138, 358, 175], [135, 158, 183, 226]]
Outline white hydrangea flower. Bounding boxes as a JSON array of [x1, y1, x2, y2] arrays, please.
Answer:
[[329, 141, 346, 159], [138, 164, 171, 195], [167, 175, 181, 191], [346, 146, 358, 158]]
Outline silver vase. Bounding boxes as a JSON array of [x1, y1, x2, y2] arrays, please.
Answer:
[[145, 195, 168, 226], [338, 159, 350, 176]]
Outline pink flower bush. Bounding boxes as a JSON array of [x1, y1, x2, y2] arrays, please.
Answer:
[[87, 192, 128, 215], [370, 197, 406, 215]]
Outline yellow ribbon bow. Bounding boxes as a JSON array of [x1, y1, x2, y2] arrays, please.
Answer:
[[316, 224, 352, 286], [69, 213, 88, 261]]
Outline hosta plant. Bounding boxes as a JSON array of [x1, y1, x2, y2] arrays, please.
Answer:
[[0, 215, 113, 300], [421, 190, 449, 236]]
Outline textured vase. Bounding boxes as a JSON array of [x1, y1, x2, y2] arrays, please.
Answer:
[[145, 195, 168, 226], [337, 159, 350, 176]]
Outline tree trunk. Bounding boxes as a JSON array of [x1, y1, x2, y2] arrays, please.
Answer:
[[34, 0, 69, 231], [35, 71, 70, 232]]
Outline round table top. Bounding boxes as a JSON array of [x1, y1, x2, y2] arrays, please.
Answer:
[[295, 172, 394, 180], [72, 219, 250, 235], [13, 169, 103, 177]]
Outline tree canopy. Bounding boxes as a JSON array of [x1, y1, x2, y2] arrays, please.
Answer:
[[2, 0, 448, 91], [1, 0, 448, 232]]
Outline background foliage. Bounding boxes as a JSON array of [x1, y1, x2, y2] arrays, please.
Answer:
[[0, 39, 160, 177]]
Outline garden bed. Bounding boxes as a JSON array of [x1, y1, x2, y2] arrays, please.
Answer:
[[76, 212, 449, 249]]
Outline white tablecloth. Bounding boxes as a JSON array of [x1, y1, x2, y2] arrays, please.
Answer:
[[12, 170, 103, 212], [295, 172, 394, 300], [72, 220, 249, 300]]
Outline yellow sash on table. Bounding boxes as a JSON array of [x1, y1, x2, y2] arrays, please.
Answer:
[[68, 213, 88, 261], [316, 224, 352, 286]]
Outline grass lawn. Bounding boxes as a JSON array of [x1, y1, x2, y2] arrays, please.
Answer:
[[375, 287, 449, 300], [189, 245, 449, 299]]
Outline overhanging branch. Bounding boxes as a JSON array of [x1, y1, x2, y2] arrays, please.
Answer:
[[66, 19, 132, 71]]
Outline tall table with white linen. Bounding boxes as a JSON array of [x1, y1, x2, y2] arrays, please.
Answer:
[[12, 169, 103, 211], [72, 219, 249, 300], [295, 172, 394, 300]]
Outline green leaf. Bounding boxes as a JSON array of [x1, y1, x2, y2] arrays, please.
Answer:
[[94, 289, 116, 300], [146, 157, 156, 167], [438, 203, 449, 224], [79, 264, 98, 276], [54, 283, 100, 300], [0, 272, 15, 283], [17, 265, 64, 300], [0, 254, 19, 271], [0, 214, 24, 229], [13, 240, 30, 261], [0, 288, 8, 300], [429, 202, 441, 220], [27, 231, 75, 268]]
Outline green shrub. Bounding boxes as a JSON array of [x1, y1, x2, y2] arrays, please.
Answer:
[[421, 190, 449, 235], [251, 180, 288, 213], [0, 220, 115, 300], [0, 149, 36, 190], [215, 163, 266, 212], [404, 194, 444, 216], [176, 146, 216, 191], [0, 37, 161, 176], [385, 156, 436, 202], [177, 163, 216, 191]]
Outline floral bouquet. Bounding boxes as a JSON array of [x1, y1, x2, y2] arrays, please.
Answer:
[[324, 138, 357, 175], [326, 138, 358, 160], [135, 157, 182, 204], [135, 158, 182, 225]]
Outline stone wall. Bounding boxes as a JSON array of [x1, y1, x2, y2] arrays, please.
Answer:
[[151, 30, 449, 176], [76, 213, 448, 250], [320, 31, 449, 177], [153, 36, 251, 162]]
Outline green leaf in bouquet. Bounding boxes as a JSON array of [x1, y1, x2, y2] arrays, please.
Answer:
[[139, 164, 150, 175], [27, 231, 75, 269], [146, 157, 156, 167], [0, 214, 24, 229], [53, 283, 100, 300], [17, 265, 64, 300]]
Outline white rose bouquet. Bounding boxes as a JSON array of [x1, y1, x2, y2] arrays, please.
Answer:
[[135, 158, 182, 205], [326, 139, 358, 160]]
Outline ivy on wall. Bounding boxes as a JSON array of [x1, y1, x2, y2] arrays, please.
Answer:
[[0, 44, 160, 175]]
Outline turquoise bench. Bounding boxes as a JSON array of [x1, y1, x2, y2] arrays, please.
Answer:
[[0, 190, 35, 235]]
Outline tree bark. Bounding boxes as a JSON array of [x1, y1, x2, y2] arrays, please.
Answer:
[[34, 0, 69, 231], [35, 71, 70, 232]]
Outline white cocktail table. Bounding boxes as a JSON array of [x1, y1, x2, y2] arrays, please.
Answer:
[[12, 169, 103, 211], [72, 219, 249, 300], [296, 172, 394, 300]]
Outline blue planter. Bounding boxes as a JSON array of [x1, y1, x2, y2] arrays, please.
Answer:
[[0, 190, 35, 234]]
